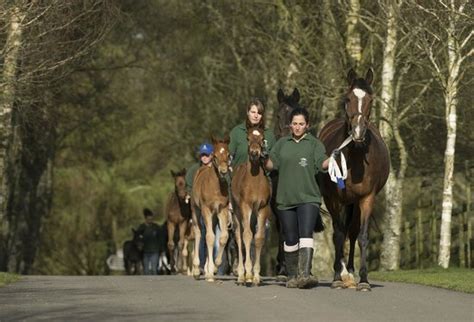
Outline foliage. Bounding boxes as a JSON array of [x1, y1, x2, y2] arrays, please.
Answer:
[[0, 272, 20, 287], [370, 268, 474, 294]]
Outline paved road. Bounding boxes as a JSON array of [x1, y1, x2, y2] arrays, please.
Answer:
[[0, 275, 472, 321]]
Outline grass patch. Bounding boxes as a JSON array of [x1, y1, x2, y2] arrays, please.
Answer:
[[370, 267, 474, 294], [0, 272, 20, 287]]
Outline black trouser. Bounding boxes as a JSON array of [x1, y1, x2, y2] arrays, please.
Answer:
[[278, 203, 320, 248]]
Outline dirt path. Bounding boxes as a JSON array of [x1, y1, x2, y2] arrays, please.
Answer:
[[0, 275, 472, 321]]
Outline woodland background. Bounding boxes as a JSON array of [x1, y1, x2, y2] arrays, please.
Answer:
[[0, 0, 472, 276]]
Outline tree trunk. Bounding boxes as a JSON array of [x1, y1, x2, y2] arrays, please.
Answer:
[[345, 0, 362, 66], [0, 5, 25, 271], [438, 6, 460, 268], [379, 1, 403, 271]]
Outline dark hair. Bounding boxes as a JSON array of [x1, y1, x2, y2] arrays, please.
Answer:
[[245, 98, 266, 129], [289, 107, 310, 124]]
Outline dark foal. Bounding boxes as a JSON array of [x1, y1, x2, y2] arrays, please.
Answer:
[[123, 228, 144, 275], [271, 88, 301, 280], [319, 69, 390, 291]]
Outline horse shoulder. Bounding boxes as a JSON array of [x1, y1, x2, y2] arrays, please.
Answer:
[[319, 118, 345, 141]]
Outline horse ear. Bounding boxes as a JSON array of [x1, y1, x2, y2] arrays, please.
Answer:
[[181, 168, 186, 175], [223, 134, 230, 145], [170, 170, 176, 177], [347, 68, 357, 85], [291, 88, 300, 102], [365, 68, 374, 86], [277, 88, 285, 103], [211, 134, 217, 145]]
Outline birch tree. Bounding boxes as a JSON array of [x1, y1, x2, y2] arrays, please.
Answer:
[[406, 0, 472, 268]]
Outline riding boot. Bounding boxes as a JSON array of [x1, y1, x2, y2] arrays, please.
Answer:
[[284, 251, 298, 288], [297, 248, 318, 289]]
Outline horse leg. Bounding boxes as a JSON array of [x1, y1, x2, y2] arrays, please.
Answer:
[[241, 203, 253, 284], [191, 207, 202, 279], [203, 207, 216, 282], [177, 221, 187, 273], [215, 208, 230, 270], [182, 234, 189, 274], [234, 217, 245, 285], [344, 204, 359, 289], [357, 195, 374, 291], [253, 205, 270, 286], [329, 203, 347, 289], [167, 222, 176, 273]]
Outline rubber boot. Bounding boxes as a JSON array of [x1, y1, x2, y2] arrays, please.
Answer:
[[284, 251, 298, 288], [297, 248, 318, 289]]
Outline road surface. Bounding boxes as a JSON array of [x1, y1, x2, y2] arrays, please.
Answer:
[[0, 275, 472, 321]]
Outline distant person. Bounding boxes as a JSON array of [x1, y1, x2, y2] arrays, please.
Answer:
[[136, 208, 161, 275]]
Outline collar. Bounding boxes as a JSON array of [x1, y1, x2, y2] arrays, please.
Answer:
[[288, 133, 309, 143]]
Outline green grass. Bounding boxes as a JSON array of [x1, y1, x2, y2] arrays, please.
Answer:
[[370, 267, 474, 294], [0, 272, 20, 287]]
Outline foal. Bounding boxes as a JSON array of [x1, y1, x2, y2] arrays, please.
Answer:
[[166, 169, 192, 273], [191, 136, 231, 281], [231, 126, 271, 286]]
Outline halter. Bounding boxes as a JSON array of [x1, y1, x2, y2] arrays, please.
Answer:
[[328, 135, 353, 189]]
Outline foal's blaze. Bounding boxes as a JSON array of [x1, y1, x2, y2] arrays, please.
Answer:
[[212, 135, 230, 177], [247, 127, 264, 162], [319, 68, 389, 291]]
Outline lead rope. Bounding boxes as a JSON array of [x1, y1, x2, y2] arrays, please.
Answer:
[[328, 135, 353, 189]]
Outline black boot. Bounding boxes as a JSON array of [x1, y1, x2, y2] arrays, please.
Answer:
[[297, 248, 318, 289], [284, 251, 298, 288]]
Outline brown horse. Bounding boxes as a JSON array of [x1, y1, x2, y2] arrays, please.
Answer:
[[191, 135, 231, 281], [319, 69, 390, 291], [231, 125, 271, 286], [166, 169, 192, 274]]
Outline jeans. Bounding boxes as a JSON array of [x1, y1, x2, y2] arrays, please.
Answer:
[[143, 252, 159, 275]]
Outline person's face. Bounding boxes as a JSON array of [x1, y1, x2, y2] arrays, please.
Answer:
[[290, 114, 309, 138], [200, 153, 213, 165], [247, 105, 263, 125], [145, 216, 153, 224]]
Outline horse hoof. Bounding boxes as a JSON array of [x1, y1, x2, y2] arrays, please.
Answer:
[[276, 275, 288, 282], [206, 277, 215, 283], [356, 283, 371, 291], [331, 280, 344, 289]]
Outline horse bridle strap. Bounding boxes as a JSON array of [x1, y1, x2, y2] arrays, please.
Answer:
[[328, 135, 353, 189]]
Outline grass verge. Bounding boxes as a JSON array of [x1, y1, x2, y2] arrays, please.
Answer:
[[370, 267, 474, 294], [0, 272, 20, 287]]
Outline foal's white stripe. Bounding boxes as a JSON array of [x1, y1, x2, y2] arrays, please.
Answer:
[[220, 147, 225, 153], [252, 130, 261, 136], [353, 88, 366, 114], [283, 242, 299, 252], [299, 238, 314, 249]]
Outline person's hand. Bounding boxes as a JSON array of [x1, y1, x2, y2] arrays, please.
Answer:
[[331, 149, 340, 158], [260, 145, 269, 161]]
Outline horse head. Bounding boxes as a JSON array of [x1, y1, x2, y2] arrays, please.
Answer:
[[131, 228, 144, 252], [275, 88, 301, 139], [344, 69, 374, 143], [211, 135, 230, 178], [171, 168, 187, 200], [246, 125, 264, 164]]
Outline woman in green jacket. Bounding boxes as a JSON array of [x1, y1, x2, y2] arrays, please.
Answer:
[[264, 107, 335, 289], [229, 98, 275, 169]]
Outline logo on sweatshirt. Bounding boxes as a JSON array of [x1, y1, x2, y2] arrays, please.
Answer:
[[299, 157, 308, 167]]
